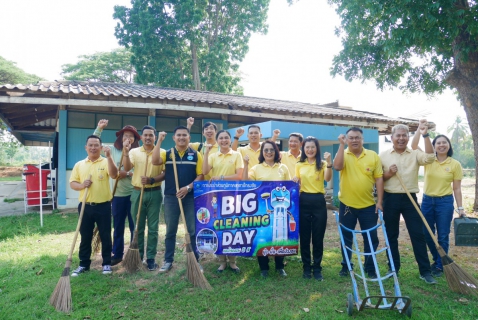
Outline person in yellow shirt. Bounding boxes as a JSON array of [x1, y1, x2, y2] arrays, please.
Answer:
[[123, 125, 165, 271], [275, 130, 303, 176], [412, 134, 464, 275], [152, 126, 204, 273], [69, 135, 118, 276], [293, 137, 332, 281], [203, 129, 244, 273], [333, 127, 383, 278], [243, 140, 291, 278]]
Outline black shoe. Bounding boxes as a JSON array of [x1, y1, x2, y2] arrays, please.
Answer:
[[303, 269, 312, 279], [367, 271, 378, 279], [339, 266, 349, 277], [277, 269, 287, 277], [420, 274, 437, 284], [146, 259, 158, 271], [313, 270, 323, 281], [260, 270, 268, 278], [111, 258, 122, 266], [431, 267, 443, 278], [386, 269, 399, 277]]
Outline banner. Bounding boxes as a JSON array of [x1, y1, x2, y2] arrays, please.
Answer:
[[194, 180, 300, 257]]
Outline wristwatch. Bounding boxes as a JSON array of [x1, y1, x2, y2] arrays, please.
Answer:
[[455, 206, 464, 213], [186, 185, 192, 193], [126, 172, 130, 177], [150, 177, 155, 185]]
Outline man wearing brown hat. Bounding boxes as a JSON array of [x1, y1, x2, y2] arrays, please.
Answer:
[[94, 119, 141, 266]]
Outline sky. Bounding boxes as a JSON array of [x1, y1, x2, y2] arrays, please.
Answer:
[[0, 0, 467, 135]]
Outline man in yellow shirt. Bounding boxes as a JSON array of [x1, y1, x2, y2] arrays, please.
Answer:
[[186, 117, 219, 180], [123, 125, 165, 271], [152, 126, 204, 273], [69, 135, 118, 276], [380, 120, 437, 284], [275, 130, 303, 176], [333, 127, 383, 278]]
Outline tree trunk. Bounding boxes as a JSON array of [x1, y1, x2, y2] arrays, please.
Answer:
[[190, 41, 201, 90], [446, 28, 478, 212]]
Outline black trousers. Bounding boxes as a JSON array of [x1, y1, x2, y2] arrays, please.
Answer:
[[383, 192, 431, 275], [299, 192, 327, 271], [78, 201, 112, 267], [257, 256, 284, 271]]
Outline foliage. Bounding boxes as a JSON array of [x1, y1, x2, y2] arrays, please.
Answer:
[[3, 198, 22, 203], [0, 56, 43, 85], [0, 213, 477, 319], [328, 0, 478, 210], [0, 120, 22, 165], [61, 48, 135, 83], [113, 0, 270, 94]]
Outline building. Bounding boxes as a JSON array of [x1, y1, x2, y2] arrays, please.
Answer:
[[0, 80, 426, 207]]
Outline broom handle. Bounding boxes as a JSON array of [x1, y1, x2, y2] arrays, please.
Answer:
[[170, 149, 189, 235], [67, 174, 92, 261], [133, 154, 149, 233], [396, 173, 440, 248], [111, 149, 125, 197]]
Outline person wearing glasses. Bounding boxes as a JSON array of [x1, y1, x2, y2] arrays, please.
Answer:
[[243, 140, 291, 278], [293, 136, 332, 281], [202, 129, 244, 274], [333, 127, 384, 279]]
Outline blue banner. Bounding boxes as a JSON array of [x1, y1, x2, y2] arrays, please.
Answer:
[[194, 180, 300, 257]]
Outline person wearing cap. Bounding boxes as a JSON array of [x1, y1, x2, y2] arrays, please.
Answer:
[[186, 117, 219, 181], [123, 125, 165, 271], [70, 135, 118, 276], [93, 119, 140, 266]]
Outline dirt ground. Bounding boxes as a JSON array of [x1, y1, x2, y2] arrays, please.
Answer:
[[0, 166, 22, 177]]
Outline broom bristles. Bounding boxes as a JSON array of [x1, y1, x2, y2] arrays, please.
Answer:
[[91, 227, 102, 256], [438, 246, 478, 296], [185, 246, 212, 290], [49, 264, 72, 312], [123, 233, 142, 273]]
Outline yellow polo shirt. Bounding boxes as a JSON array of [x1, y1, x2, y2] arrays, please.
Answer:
[[208, 149, 243, 177], [160, 148, 204, 175], [380, 147, 435, 193], [295, 160, 327, 193], [249, 162, 291, 181], [190, 142, 219, 155], [280, 150, 301, 177], [129, 146, 164, 188], [70, 156, 112, 203], [338, 148, 383, 209], [424, 157, 463, 196], [238, 144, 262, 167]]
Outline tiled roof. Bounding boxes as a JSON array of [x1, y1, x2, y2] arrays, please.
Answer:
[[0, 80, 410, 124]]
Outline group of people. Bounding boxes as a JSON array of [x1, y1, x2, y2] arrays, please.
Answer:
[[69, 117, 465, 284]]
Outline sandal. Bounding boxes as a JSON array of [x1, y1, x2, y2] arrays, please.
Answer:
[[216, 263, 227, 273], [229, 263, 240, 274]]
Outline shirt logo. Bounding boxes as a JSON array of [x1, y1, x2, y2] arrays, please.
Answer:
[[187, 156, 193, 161], [445, 167, 450, 172]]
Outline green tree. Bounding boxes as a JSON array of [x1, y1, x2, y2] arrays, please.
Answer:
[[329, 0, 478, 211], [61, 48, 135, 83], [0, 56, 43, 85], [113, 0, 269, 94], [447, 115, 469, 146]]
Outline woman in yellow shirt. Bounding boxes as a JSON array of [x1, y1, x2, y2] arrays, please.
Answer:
[[243, 140, 291, 278], [293, 137, 332, 281], [203, 130, 244, 274], [416, 134, 464, 277]]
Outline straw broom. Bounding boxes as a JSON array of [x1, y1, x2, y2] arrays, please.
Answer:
[[91, 150, 125, 256], [396, 173, 478, 296], [123, 154, 149, 273], [171, 149, 212, 290], [50, 174, 91, 313]]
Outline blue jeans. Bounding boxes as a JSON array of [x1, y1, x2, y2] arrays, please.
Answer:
[[421, 194, 454, 270], [111, 195, 134, 260], [164, 194, 198, 263], [339, 202, 378, 273]]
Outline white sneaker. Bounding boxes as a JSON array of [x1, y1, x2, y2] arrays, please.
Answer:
[[102, 265, 112, 275], [71, 266, 88, 277]]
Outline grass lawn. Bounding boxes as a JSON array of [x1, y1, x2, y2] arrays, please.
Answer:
[[0, 176, 22, 182], [0, 212, 477, 320]]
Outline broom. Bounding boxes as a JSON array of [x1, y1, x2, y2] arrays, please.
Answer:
[[396, 173, 478, 296], [50, 174, 91, 313], [123, 154, 149, 273], [91, 149, 125, 256], [171, 149, 212, 290]]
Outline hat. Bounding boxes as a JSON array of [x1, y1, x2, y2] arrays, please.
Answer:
[[114, 125, 141, 150]]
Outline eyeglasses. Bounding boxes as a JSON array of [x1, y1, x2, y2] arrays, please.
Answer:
[[263, 148, 275, 153], [347, 136, 362, 141]]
